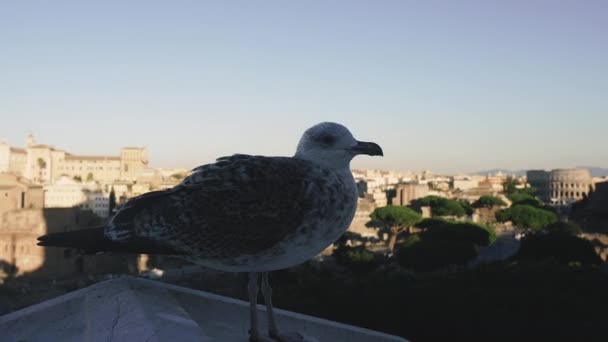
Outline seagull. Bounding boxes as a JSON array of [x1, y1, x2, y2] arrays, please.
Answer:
[[37, 122, 383, 342]]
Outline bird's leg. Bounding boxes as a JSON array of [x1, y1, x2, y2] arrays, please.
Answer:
[[261, 272, 305, 342], [261, 272, 279, 337], [248, 272, 263, 341]]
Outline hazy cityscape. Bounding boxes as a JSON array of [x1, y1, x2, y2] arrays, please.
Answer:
[[1, 132, 608, 340], [2, 1, 608, 341], [3, 133, 606, 280]]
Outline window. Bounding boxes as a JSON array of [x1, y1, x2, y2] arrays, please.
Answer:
[[124, 164, 129, 172]]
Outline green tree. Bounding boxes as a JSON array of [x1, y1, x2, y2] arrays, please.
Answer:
[[73, 175, 82, 182], [37, 158, 46, 182], [109, 187, 117, 213], [473, 195, 507, 208], [37, 157, 46, 169], [370, 205, 422, 252], [412, 195, 466, 217], [459, 199, 474, 216], [517, 232, 601, 265], [415, 217, 448, 231], [507, 192, 541, 207], [170, 173, 187, 181], [398, 238, 478, 272], [496, 205, 558, 231], [504, 177, 537, 196], [544, 221, 582, 235], [86, 172, 94, 182], [423, 221, 496, 246], [503, 177, 518, 194], [333, 245, 378, 272], [397, 220, 496, 272]]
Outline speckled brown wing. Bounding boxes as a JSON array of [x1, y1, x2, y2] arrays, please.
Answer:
[[106, 155, 331, 259]]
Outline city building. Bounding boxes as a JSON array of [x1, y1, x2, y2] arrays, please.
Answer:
[[366, 189, 388, 207], [347, 198, 379, 239], [0, 206, 132, 278], [0, 173, 44, 215], [393, 182, 429, 206], [527, 168, 594, 206], [43, 176, 110, 218], [0, 135, 147, 184], [452, 177, 479, 191]]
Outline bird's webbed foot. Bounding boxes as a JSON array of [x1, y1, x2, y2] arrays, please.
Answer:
[[269, 331, 312, 342], [248, 333, 275, 342]]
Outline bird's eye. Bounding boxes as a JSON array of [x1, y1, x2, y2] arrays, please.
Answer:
[[318, 134, 336, 145]]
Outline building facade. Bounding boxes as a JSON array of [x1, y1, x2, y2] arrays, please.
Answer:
[[452, 178, 479, 191], [527, 168, 594, 206], [43, 176, 110, 218], [393, 182, 429, 206], [0, 135, 147, 184], [0, 173, 44, 216]]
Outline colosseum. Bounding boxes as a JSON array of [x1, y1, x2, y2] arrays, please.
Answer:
[[527, 168, 594, 206]]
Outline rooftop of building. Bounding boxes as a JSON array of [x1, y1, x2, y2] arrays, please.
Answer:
[[9, 147, 26, 154], [0, 275, 407, 342], [0, 173, 43, 188], [64, 154, 121, 161]]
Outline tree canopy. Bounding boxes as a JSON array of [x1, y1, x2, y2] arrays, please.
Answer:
[[370, 205, 422, 252], [170, 173, 187, 181], [495, 205, 558, 230], [517, 232, 601, 265], [544, 221, 582, 236], [422, 221, 496, 246], [507, 193, 543, 207], [411, 195, 467, 217], [504, 177, 536, 196], [473, 195, 507, 208], [109, 187, 117, 214], [396, 219, 496, 272], [398, 237, 478, 272], [370, 205, 422, 228]]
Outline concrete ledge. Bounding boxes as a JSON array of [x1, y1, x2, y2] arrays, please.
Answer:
[[0, 275, 407, 342]]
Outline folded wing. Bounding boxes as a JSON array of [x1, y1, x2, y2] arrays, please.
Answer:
[[106, 155, 328, 259]]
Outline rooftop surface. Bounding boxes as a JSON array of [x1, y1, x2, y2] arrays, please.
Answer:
[[0, 275, 407, 342]]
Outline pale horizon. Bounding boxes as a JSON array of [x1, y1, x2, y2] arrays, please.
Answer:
[[2, 1, 606, 174]]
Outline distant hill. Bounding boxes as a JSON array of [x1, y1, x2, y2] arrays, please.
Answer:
[[474, 167, 608, 178], [576, 166, 608, 178], [473, 169, 527, 177]]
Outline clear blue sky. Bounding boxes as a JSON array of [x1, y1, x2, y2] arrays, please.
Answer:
[[1, 1, 606, 174]]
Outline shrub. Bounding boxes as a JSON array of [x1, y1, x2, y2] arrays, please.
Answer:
[[333, 246, 378, 272], [423, 221, 495, 246], [496, 205, 558, 230], [544, 221, 582, 235], [411, 196, 467, 217], [397, 238, 478, 272], [517, 232, 602, 265], [415, 217, 448, 230], [473, 195, 507, 208], [508, 193, 542, 207]]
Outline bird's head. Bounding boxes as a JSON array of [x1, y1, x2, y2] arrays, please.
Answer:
[[295, 122, 383, 170]]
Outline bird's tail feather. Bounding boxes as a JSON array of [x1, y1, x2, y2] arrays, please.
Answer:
[[37, 226, 185, 255]]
